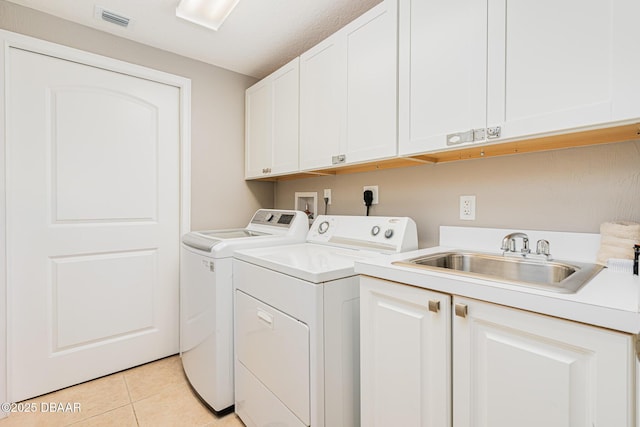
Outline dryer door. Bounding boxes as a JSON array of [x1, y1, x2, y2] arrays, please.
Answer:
[[236, 290, 310, 425]]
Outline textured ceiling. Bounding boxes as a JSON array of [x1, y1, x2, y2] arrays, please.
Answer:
[[5, 0, 382, 78]]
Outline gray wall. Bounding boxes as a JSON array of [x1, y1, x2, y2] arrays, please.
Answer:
[[275, 141, 640, 248], [0, 0, 274, 230]]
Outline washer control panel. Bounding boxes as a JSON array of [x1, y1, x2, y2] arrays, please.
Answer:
[[250, 209, 298, 228], [307, 215, 418, 253]]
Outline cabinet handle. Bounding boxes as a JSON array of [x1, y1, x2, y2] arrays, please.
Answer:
[[332, 154, 346, 165], [428, 300, 440, 313], [446, 128, 486, 146], [454, 303, 468, 318], [446, 129, 474, 146], [257, 309, 273, 327]]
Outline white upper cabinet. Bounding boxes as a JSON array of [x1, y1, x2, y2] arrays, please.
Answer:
[[300, 0, 398, 170], [245, 58, 299, 179], [345, 0, 398, 164], [398, 0, 487, 156], [299, 34, 344, 171], [400, 0, 640, 155], [487, 0, 640, 142]]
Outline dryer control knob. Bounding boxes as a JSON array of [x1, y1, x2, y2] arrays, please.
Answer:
[[266, 213, 275, 222], [371, 225, 380, 236], [384, 229, 394, 239], [318, 221, 330, 234]]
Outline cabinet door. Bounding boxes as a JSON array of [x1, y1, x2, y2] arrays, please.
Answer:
[[271, 58, 300, 175], [360, 277, 451, 427], [245, 58, 300, 179], [486, 0, 640, 140], [345, 0, 398, 163], [398, 0, 487, 155], [245, 79, 272, 178], [453, 297, 634, 427], [299, 33, 345, 171]]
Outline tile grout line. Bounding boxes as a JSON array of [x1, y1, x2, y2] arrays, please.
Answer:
[[61, 373, 134, 427], [122, 372, 141, 426], [63, 403, 136, 427]]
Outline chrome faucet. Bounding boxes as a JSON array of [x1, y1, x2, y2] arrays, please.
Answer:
[[501, 232, 530, 255]]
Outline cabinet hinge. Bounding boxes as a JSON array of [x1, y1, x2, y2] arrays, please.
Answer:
[[486, 126, 502, 139]]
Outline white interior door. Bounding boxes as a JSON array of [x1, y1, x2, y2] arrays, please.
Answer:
[[7, 47, 181, 402]]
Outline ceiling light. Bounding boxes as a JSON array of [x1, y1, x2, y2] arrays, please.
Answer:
[[176, 0, 240, 31]]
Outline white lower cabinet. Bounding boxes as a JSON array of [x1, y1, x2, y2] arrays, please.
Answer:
[[361, 277, 636, 427], [360, 277, 452, 427], [454, 296, 635, 427]]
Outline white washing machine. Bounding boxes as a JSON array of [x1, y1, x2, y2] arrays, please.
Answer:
[[232, 215, 418, 427], [180, 209, 309, 413]]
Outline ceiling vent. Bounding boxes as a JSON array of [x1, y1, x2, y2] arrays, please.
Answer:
[[95, 6, 131, 28]]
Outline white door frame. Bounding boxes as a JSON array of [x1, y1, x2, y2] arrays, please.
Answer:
[[0, 29, 192, 413]]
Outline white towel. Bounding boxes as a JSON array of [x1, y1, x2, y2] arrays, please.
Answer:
[[596, 221, 640, 265]]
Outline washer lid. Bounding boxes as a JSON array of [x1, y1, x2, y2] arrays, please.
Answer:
[[182, 228, 271, 251], [198, 229, 268, 239]]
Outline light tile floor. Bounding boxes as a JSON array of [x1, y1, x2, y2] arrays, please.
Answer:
[[0, 355, 244, 427]]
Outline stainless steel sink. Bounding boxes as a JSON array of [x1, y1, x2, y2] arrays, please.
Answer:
[[393, 251, 604, 293]]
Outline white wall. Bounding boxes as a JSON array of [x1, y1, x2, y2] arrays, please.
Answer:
[[275, 141, 640, 248]]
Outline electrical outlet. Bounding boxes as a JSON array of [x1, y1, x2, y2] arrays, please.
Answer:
[[363, 185, 379, 205], [460, 195, 476, 220], [324, 189, 331, 205]]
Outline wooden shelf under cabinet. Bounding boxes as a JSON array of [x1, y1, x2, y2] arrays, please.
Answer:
[[249, 122, 640, 182]]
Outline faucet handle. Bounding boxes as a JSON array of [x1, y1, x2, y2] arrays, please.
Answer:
[[501, 232, 529, 254], [536, 239, 550, 256]]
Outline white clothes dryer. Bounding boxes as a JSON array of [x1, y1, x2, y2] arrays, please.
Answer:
[[232, 215, 418, 427], [180, 209, 308, 413]]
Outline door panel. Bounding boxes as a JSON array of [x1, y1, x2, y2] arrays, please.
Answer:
[[7, 47, 180, 401], [52, 250, 156, 350], [52, 87, 158, 222]]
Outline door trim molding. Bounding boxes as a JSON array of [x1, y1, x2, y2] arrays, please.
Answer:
[[0, 29, 192, 410]]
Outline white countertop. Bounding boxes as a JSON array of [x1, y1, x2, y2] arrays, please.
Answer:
[[354, 226, 640, 334]]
